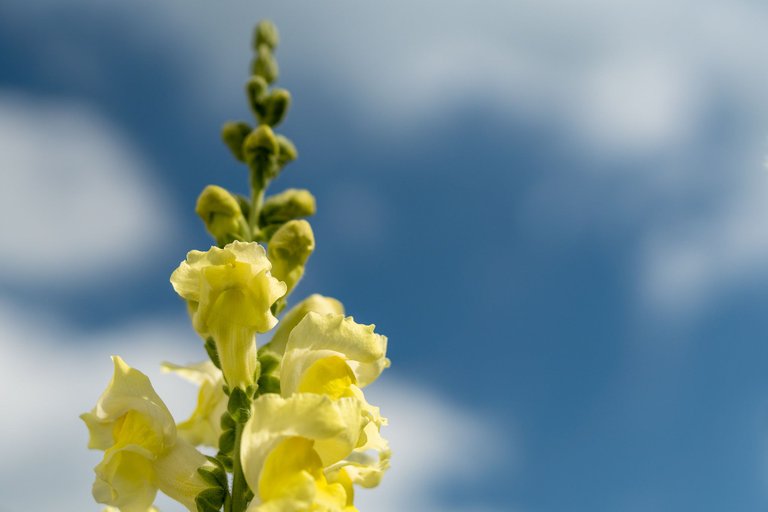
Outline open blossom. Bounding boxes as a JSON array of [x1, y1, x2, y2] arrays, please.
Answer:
[[161, 360, 227, 448], [170, 241, 287, 389], [81, 357, 214, 512], [240, 393, 365, 511], [279, 312, 391, 490]]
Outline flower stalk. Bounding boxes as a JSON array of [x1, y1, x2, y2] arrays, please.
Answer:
[[82, 18, 391, 512]]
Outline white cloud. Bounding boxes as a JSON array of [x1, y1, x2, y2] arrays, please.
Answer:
[[0, 297, 513, 511], [0, 92, 174, 288]]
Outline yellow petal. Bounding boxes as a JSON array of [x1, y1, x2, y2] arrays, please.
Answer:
[[281, 313, 388, 397], [161, 361, 227, 447], [241, 394, 364, 496], [265, 294, 344, 356]]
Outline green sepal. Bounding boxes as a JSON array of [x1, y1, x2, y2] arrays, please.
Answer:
[[259, 89, 291, 127], [205, 455, 227, 473], [257, 374, 281, 395], [218, 427, 236, 454], [227, 387, 252, 423], [258, 351, 281, 375], [203, 338, 221, 369], [217, 453, 234, 472], [220, 410, 236, 431], [221, 121, 252, 162], [195, 487, 227, 512], [198, 465, 228, 489]]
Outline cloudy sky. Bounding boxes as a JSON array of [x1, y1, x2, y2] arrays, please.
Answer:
[[2, 1, 768, 510]]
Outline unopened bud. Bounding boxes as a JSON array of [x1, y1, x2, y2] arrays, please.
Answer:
[[221, 121, 251, 162], [276, 135, 298, 168], [267, 219, 315, 293], [195, 185, 247, 245], [242, 125, 278, 177], [259, 89, 291, 127], [246, 76, 268, 119], [253, 20, 279, 51], [252, 44, 279, 84], [260, 189, 316, 225]]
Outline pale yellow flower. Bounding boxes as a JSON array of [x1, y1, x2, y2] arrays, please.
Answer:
[[170, 241, 287, 389], [280, 312, 391, 488], [81, 357, 213, 512], [161, 360, 227, 448], [240, 394, 364, 512]]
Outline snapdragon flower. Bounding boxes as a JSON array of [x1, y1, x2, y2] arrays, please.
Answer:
[[170, 241, 286, 389], [81, 357, 214, 512], [280, 312, 391, 488], [240, 393, 364, 511]]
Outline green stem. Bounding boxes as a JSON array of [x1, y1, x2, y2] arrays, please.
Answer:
[[249, 168, 266, 240], [230, 422, 249, 512]]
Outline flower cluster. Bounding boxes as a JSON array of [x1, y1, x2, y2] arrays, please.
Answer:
[[82, 20, 390, 512]]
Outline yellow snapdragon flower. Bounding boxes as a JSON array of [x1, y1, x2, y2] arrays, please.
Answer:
[[280, 312, 391, 488], [161, 361, 227, 448], [240, 393, 364, 511], [170, 241, 287, 389], [81, 357, 213, 512]]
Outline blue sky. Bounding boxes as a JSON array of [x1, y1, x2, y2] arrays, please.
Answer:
[[2, 1, 768, 510]]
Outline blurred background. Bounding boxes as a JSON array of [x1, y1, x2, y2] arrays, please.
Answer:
[[2, 1, 768, 510]]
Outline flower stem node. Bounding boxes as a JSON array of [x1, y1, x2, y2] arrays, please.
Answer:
[[195, 185, 249, 246], [221, 121, 252, 163], [267, 220, 315, 294], [260, 188, 316, 226], [253, 20, 279, 51]]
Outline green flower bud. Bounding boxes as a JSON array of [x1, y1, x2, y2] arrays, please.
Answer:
[[246, 76, 269, 119], [260, 189, 316, 225], [252, 44, 279, 84], [195, 185, 247, 245], [221, 121, 252, 162], [267, 219, 315, 294], [254, 20, 279, 51], [259, 88, 291, 127], [242, 125, 278, 177], [276, 135, 298, 168]]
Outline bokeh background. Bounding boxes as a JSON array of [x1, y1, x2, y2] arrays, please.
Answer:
[[2, 1, 768, 510]]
